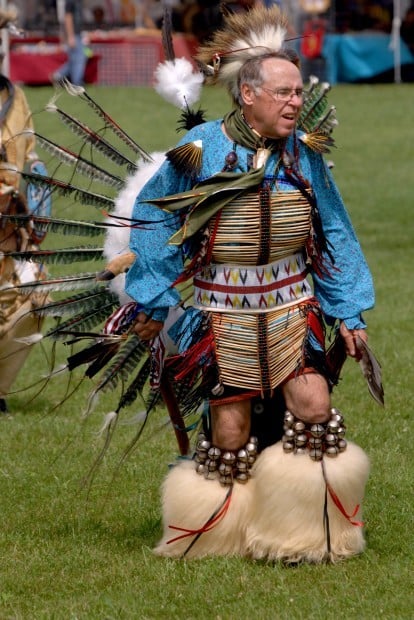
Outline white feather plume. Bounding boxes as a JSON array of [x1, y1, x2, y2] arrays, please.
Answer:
[[103, 152, 167, 304], [14, 332, 44, 345], [154, 58, 204, 109]]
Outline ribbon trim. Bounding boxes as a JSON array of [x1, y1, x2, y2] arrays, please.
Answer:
[[166, 486, 233, 546], [322, 460, 364, 527]]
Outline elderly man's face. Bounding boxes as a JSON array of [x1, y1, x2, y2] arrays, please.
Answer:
[[241, 57, 303, 140]]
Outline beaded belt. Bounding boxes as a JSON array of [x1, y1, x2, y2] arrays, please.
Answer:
[[193, 252, 312, 311]]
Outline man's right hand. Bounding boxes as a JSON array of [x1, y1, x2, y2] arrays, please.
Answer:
[[132, 311, 164, 341]]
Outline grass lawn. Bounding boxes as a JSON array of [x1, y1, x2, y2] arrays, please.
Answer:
[[0, 82, 413, 619]]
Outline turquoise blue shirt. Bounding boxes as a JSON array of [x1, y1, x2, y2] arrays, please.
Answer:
[[126, 120, 374, 330]]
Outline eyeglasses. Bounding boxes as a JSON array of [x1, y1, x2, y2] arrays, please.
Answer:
[[260, 87, 304, 102]]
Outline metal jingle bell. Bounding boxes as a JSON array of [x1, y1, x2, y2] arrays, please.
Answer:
[[219, 475, 233, 486], [327, 419, 340, 433], [310, 423, 325, 438], [236, 461, 248, 472], [295, 433, 308, 447], [237, 448, 249, 462], [295, 447, 307, 455], [325, 433, 338, 446], [330, 413, 344, 424], [330, 407, 344, 420], [222, 451, 236, 465], [218, 462, 233, 475], [206, 459, 218, 472], [246, 442, 257, 455], [284, 428, 295, 440], [197, 439, 211, 451], [195, 463, 206, 474], [208, 446, 221, 460], [309, 436, 323, 448], [235, 472, 249, 484], [195, 452, 208, 464], [325, 446, 339, 457], [337, 438, 347, 452], [337, 426, 346, 438], [309, 448, 323, 461], [293, 420, 306, 432], [249, 436, 259, 445], [284, 411, 295, 426], [283, 441, 295, 453]]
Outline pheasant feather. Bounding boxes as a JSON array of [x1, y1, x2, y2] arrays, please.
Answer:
[[65, 338, 123, 379], [17, 171, 115, 210], [62, 80, 153, 163], [299, 81, 332, 133], [315, 106, 338, 134], [33, 288, 114, 318], [45, 100, 138, 172], [118, 356, 152, 409], [5, 246, 104, 265], [2, 214, 108, 237], [45, 300, 118, 339], [24, 131, 125, 189], [90, 335, 148, 396], [4, 272, 101, 295]]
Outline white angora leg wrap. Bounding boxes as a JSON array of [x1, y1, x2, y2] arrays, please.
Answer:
[[246, 440, 370, 563], [154, 459, 255, 559]]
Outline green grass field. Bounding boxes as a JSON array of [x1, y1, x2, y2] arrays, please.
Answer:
[[0, 83, 413, 619]]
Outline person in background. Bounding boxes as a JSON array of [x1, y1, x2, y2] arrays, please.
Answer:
[[53, 0, 87, 85], [401, 2, 414, 54], [0, 9, 50, 414], [125, 5, 374, 563]]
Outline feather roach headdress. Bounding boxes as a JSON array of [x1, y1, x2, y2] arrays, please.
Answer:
[[195, 5, 290, 104]]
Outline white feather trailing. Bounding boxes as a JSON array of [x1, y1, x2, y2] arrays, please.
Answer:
[[42, 363, 68, 378], [96, 410, 118, 436], [154, 58, 204, 109], [103, 152, 166, 304], [14, 332, 44, 345]]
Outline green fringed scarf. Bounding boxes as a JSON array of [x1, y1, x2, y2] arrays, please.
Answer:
[[224, 107, 285, 153], [146, 109, 285, 245]]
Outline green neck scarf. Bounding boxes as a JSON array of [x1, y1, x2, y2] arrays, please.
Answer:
[[223, 108, 286, 153]]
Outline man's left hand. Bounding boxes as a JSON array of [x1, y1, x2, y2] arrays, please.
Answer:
[[339, 322, 367, 361]]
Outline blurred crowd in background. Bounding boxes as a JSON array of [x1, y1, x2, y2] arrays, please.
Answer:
[[6, 1, 414, 46]]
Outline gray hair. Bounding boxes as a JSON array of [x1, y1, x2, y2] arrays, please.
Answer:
[[235, 49, 300, 107]]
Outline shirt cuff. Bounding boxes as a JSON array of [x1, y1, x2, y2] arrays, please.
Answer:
[[342, 314, 367, 330], [149, 307, 169, 322]]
